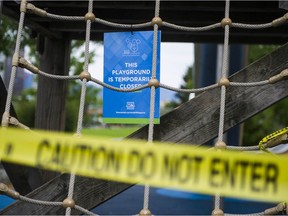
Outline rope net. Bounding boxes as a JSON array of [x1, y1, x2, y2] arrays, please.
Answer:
[[1, 0, 288, 215]]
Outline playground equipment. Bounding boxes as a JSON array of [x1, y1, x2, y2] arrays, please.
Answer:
[[1, 0, 288, 215]]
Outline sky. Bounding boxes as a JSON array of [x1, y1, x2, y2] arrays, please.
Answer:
[[89, 42, 194, 89]]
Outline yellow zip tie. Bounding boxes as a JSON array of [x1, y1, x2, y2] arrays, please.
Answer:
[[259, 127, 288, 153]]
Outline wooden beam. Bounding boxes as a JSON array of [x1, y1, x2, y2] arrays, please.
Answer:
[[2, 5, 62, 39], [0, 174, 132, 215], [129, 43, 288, 145], [2, 1, 287, 43], [67, 31, 288, 44], [1, 42, 288, 215]]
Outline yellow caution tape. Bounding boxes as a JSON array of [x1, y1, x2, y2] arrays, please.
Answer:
[[259, 127, 288, 153], [0, 128, 288, 203]]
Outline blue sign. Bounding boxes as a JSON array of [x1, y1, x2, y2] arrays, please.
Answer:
[[103, 31, 161, 124]]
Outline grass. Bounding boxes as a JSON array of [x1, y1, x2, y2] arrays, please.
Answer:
[[82, 126, 141, 138]]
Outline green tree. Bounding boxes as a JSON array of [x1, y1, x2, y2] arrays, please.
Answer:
[[1, 15, 101, 131], [242, 44, 288, 146], [13, 88, 36, 127], [65, 40, 101, 131], [248, 44, 279, 63], [0, 15, 38, 60], [1, 15, 38, 127], [166, 66, 193, 108], [0, 16, 19, 56], [65, 82, 100, 131]]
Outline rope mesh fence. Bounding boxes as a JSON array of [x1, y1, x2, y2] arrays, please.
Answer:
[[1, 0, 288, 215]]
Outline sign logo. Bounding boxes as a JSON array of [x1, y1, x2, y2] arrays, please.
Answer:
[[126, 102, 135, 110], [124, 39, 141, 56]]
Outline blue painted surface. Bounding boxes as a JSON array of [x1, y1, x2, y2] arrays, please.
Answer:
[[93, 185, 276, 215], [226, 44, 245, 146], [199, 43, 217, 87], [157, 188, 213, 200], [0, 195, 15, 211]]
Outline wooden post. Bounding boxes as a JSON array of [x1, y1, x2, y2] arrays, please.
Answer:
[[30, 36, 71, 189], [1, 43, 288, 215], [35, 36, 70, 131]]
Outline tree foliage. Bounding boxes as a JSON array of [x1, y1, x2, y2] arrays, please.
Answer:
[[242, 44, 288, 146], [248, 44, 279, 63], [13, 88, 36, 127], [1, 15, 101, 131], [65, 40, 101, 131], [0, 16, 19, 56], [166, 66, 193, 108], [0, 15, 37, 60]]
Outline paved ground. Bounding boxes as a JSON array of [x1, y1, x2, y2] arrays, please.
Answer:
[[93, 185, 276, 215]]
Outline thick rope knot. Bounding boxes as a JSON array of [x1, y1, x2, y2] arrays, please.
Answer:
[[139, 209, 152, 216], [218, 77, 230, 87], [264, 202, 287, 215], [85, 12, 96, 21], [63, 198, 76, 208], [212, 209, 224, 215], [1, 112, 9, 127], [272, 12, 288, 27], [269, 69, 288, 83], [221, 17, 232, 27], [151, 17, 162, 26], [26, 3, 47, 17], [80, 71, 91, 81], [215, 141, 227, 149], [0, 183, 20, 199], [148, 78, 160, 88], [18, 57, 40, 74], [20, 0, 27, 13], [12, 53, 19, 67]]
